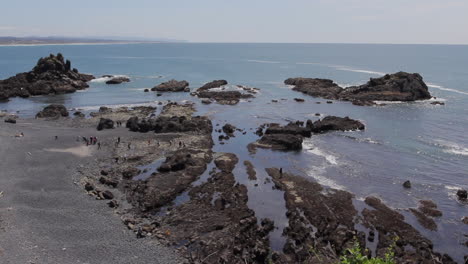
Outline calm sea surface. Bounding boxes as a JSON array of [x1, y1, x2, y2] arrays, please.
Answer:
[[1, 43, 467, 262]]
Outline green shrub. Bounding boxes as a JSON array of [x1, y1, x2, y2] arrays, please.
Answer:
[[339, 238, 396, 264]]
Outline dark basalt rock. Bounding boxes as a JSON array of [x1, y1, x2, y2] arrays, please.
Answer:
[[403, 180, 412, 188], [222, 123, 236, 137], [341, 72, 431, 101], [158, 150, 198, 173], [286, 72, 432, 104], [151, 79, 189, 92], [285, 78, 343, 99], [309, 116, 365, 133], [0, 53, 94, 100], [198, 80, 228, 91], [126, 115, 212, 134], [105, 76, 130, 84], [265, 122, 311, 137], [196, 90, 253, 105], [35, 104, 69, 119], [97, 118, 114, 131], [258, 134, 303, 151], [457, 189, 467, 200]]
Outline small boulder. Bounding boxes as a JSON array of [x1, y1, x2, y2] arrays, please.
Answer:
[[106, 76, 130, 84], [457, 189, 467, 200], [294, 98, 305, 102], [151, 79, 189, 92], [36, 104, 69, 119], [403, 180, 412, 189], [4, 117, 16, 124], [97, 118, 114, 131]]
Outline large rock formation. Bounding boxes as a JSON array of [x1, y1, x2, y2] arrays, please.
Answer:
[[0, 53, 94, 100], [309, 116, 365, 133], [197, 80, 228, 91], [126, 115, 212, 134], [285, 78, 343, 99], [286, 72, 432, 104], [250, 116, 364, 152], [151, 79, 189, 92], [35, 104, 69, 119]]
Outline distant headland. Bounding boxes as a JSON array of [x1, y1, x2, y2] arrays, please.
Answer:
[[0, 36, 186, 46]]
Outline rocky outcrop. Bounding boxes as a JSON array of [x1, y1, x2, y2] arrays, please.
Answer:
[[286, 72, 432, 104], [265, 122, 311, 137], [257, 134, 303, 151], [251, 116, 363, 152], [126, 115, 212, 134], [105, 76, 130, 84], [197, 91, 253, 105], [198, 80, 228, 91], [309, 116, 365, 133], [35, 104, 69, 119], [285, 78, 343, 100], [151, 79, 189, 92], [0, 53, 94, 100], [97, 118, 114, 131]]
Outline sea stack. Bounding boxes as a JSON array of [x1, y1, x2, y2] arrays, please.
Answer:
[[0, 53, 94, 100]]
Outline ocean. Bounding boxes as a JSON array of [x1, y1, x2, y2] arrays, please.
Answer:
[[1, 43, 467, 262]]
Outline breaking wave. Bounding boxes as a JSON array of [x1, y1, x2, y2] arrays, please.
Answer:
[[427, 83, 468, 96]]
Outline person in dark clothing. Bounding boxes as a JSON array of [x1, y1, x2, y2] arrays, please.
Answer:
[[128, 142, 131, 150], [97, 142, 101, 150], [55, 136, 58, 140], [117, 137, 121, 144]]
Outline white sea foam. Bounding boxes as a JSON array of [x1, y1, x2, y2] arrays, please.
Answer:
[[303, 140, 338, 165], [332, 66, 385, 76], [246, 59, 281, 64], [90, 74, 130, 83], [434, 139, 468, 157], [427, 83, 468, 96], [76, 101, 160, 111]]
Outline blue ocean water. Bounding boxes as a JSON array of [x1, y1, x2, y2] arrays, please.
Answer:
[[1, 43, 467, 261]]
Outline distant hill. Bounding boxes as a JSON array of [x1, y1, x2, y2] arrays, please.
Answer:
[[0, 36, 186, 45]]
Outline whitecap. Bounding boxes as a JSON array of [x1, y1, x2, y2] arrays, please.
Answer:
[[303, 140, 338, 165], [434, 139, 468, 157], [246, 59, 281, 64], [332, 66, 385, 76], [90, 74, 130, 83], [427, 83, 468, 96]]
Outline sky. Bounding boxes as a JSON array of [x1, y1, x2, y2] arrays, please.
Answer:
[[1, 0, 467, 44]]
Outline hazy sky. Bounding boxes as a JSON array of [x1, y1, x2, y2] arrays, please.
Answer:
[[1, 0, 467, 44]]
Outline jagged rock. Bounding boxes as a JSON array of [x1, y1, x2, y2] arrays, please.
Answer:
[[265, 122, 311, 137], [97, 118, 114, 131], [294, 98, 305, 102], [286, 72, 432, 104], [0, 53, 94, 100], [309, 116, 365, 133], [196, 91, 253, 105], [35, 104, 69, 119], [125, 115, 212, 134], [258, 134, 303, 151], [105, 76, 130, 84], [341, 72, 431, 101], [285, 78, 343, 99], [430, 101, 445, 105], [151, 79, 189, 92], [201, 99, 212, 104], [73, 111, 85, 118], [222, 123, 236, 137], [198, 80, 228, 91]]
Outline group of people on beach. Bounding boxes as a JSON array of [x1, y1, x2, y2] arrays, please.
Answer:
[[79, 136, 100, 149], [115, 121, 124, 127]]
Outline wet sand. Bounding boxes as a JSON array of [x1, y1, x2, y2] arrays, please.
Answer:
[[0, 119, 182, 264]]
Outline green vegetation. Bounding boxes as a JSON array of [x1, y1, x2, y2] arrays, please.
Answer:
[[339, 238, 396, 264]]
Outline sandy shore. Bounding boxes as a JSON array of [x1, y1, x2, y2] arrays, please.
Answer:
[[0, 118, 182, 264]]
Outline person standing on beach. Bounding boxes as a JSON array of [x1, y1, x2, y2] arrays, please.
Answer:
[[128, 142, 131, 150], [98, 142, 101, 150], [117, 137, 121, 144], [55, 136, 58, 140]]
